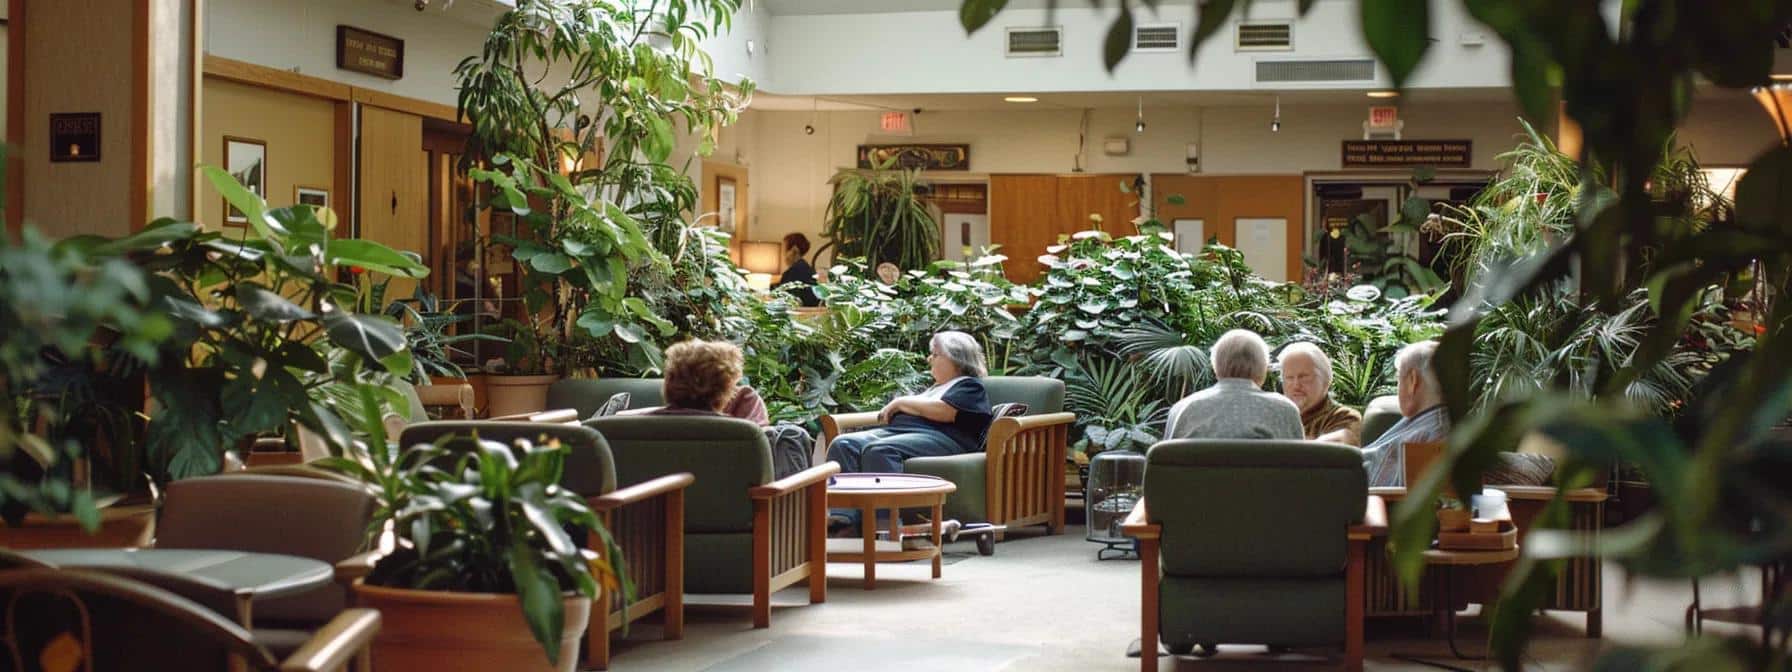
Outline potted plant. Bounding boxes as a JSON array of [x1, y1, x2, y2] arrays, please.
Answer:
[[816, 157, 941, 272], [324, 419, 624, 671], [383, 286, 506, 417], [482, 316, 563, 417]]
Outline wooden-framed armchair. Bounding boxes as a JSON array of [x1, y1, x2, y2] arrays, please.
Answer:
[[0, 568, 380, 672], [587, 415, 838, 628], [1122, 439, 1380, 672], [394, 421, 689, 670], [819, 376, 1076, 536]]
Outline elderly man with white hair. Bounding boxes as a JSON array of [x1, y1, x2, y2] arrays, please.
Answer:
[[1362, 340, 1451, 487], [1278, 342, 1363, 445], [1163, 329, 1304, 441]]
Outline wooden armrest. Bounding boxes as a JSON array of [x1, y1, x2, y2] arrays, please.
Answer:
[[588, 473, 695, 512], [490, 408, 580, 424], [748, 461, 841, 499], [1368, 486, 1406, 501], [279, 608, 382, 672], [820, 412, 882, 443], [1349, 495, 1387, 540], [1120, 499, 1159, 540], [334, 551, 382, 585], [1497, 485, 1608, 502], [986, 412, 1076, 449]]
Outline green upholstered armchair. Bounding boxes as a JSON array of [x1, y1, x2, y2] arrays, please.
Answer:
[[547, 377, 666, 419], [395, 421, 691, 670], [819, 376, 1076, 536], [1358, 395, 1403, 446], [1122, 440, 1382, 672], [586, 415, 839, 628]]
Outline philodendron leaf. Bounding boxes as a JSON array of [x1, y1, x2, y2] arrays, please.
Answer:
[[201, 165, 280, 246], [323, 312, 407, 362], [236, 284, 316, 322], [1360, 0, 1430, 88], [327, 239, 430, 278], [1104, 3, 1135, 73], [959, 0, 1006, 34], [507, 542, 566, 664]]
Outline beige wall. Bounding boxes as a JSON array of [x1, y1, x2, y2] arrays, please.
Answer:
[[1678, 91, 1778, 167], [22, 0, 134, 237], [198, 77, 335, 229]]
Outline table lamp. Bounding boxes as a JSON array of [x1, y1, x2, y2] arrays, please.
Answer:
[[1753, 82, 1792, 145], [740, 241, 783, 291]]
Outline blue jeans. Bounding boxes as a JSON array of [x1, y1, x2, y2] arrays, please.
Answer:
[[826, 428, 963, 528]]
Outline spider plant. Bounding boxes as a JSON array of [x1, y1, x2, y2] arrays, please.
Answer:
[[816, 157, 940, 271]]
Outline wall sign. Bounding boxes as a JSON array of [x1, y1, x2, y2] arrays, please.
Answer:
[[1341, 140, 1471, 168], [880, 111, 912, 134], [49, 113, 101, 162], [337, 26, 404, 79], [1367, 106, 1399, 129], [856, 144, 970, 171]]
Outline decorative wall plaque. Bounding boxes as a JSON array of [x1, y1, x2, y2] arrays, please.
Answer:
[[49, 113, 101, 162], [856, 144, 971, 171], [337, 26, 405, 79], [1341, 140, 1472, 168]]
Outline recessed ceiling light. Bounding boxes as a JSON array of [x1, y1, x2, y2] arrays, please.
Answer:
[[1367, 91, 1400, 99], [1004, 96, 1039, 103]]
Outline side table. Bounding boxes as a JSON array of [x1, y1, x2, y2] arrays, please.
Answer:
[[1393, 545, 1521, 672], [825, 473, 956, 590]]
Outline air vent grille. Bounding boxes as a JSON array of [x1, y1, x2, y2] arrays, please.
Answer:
[[1237, 22, 1293, 51], [1134, 23, 1180, 52], [1255, 59, 1376, 83], [1006, 27, 1063, 57]]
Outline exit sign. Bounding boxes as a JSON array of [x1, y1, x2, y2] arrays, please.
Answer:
[[1368, 106, 1399, 129], [880, 111, 912, 134]]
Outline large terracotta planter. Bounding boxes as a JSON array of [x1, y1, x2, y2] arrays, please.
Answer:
[[485, 374, 558, 418], [0, 504, 155, 549], [352, 583, 591, 672]]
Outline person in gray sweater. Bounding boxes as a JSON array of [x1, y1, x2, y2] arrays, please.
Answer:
[[1163, 329, 1304, 441]]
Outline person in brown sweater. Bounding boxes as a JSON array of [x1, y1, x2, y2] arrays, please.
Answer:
[[1277, 341, 1363, 445]]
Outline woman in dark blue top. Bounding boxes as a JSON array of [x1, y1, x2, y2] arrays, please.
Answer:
[[826, 330, 995, 473]]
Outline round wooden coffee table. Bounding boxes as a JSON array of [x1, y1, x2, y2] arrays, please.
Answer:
[[1393, 545, 1521, 672], [826, 473, 956, 590]]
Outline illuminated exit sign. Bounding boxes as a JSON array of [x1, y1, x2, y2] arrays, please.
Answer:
[[881, 111, 912, 134]]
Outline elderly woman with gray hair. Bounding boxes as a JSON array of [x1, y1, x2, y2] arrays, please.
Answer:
[[1163, 329, 1304, 440], [827, 331, 996, 475]]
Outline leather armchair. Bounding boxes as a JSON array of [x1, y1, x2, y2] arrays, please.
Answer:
[[586, 415, 838, 628], [395, 421, 690, 670], [547, 377, 666, 419], [820, 376, 1075, 536], [1123, 439, 1379, 672], [0, 568, 379, 672]]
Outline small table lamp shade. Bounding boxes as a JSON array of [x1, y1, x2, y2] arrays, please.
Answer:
[[1753, 83, 1792, 144], [741, 241, 783, 275]]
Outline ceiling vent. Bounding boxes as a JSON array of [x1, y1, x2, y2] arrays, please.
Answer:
[[1006, 27, 1063, 57], [1236, 22, 1293, 51], [1134, 23, 1180, 52], [1255, 58, 1376, 83]]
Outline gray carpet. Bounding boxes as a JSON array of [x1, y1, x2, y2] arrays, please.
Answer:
[[702, 634, 1032, 671]]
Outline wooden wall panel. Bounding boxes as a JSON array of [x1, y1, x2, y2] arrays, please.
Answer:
[[1056, 174, 1141, 236], [989, 174, 1060, 285], [1151, 174, 1305, 280], [359, 105, 426, 298]]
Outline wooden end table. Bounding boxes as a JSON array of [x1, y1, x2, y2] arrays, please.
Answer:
[[825, 473, 956, 590], [1393, 545, 1522, 672]]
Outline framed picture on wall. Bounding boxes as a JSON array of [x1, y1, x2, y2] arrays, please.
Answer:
[[223, 136, 267, 225], [295, 185, 330, 209], [717, 177, 737, 232]]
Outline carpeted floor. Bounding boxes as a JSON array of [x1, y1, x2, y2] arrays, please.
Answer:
[[602, 524, 1767, 671]]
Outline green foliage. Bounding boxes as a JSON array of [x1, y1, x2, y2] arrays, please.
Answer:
[[384, 288, 508, 383], [818, 161, 941, 272], [318, 403, 623, 664]]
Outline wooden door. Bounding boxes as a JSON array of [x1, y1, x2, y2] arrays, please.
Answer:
[[988, 175, 1060, 284], [1151, 174, 1305, 280], [359, 106, 427, 299], [1056, 174, 1141, 237]]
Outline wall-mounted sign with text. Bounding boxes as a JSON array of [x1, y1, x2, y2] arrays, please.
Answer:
[[337, 26, 404, 80], [1341, 140, 1471, 168], [50, 113, 101, 163], [856, 144, 971, 171]]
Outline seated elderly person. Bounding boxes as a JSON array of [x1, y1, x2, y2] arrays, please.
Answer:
[[1278, 342, 1363, 444], [1362, 340, 1450, 487], [1164, 329, 1303, 440], [635, 339, 769, 424], [827, 330, 995, 474]]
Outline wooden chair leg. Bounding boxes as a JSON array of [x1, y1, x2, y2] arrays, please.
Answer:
[[807, 484, 828, 605], [1140, 536, 1159, 672], [665, 489, 686, 640], [1586, 608, 1602, 639], [585, 598, 610, 670], [752, 498, 772, 629], [1345, 539, 1365, 672]]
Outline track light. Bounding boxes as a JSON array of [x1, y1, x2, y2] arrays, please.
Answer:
[[1270, 96, 1282, 133], [1134, 96, 1146, 134]]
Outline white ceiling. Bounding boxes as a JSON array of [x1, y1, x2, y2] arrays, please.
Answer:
[[760, 0, 1083, 15], [749, 87, 1515, 112]]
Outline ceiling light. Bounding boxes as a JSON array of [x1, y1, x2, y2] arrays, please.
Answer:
[[1135, 96, 1146, 134], [1004, 96, 1039, 103], [1367, 90, 1400, 98]]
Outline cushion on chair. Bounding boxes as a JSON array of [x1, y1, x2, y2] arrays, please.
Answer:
[[1483, 451, 1555, 486], [1358, 395, 1403, 446], [586, 415, 773, 534], [398, 421, 616, 496], [546, 378, 665, 420], [1159, 575, 1348, 648], [584, 392, 632, 422], [1145, 440, 1366, 578], [990, 402, 1030, 418], [683, 533, 757, 594], [982, 376, 1064, 413], [904, 453, 989, 523]]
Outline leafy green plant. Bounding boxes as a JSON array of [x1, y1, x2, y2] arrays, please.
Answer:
[[319, 395, 624, 664], [384, 288, 507, 383], [1063, 356, 1163, 455], [817, 159, 941, 271]]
